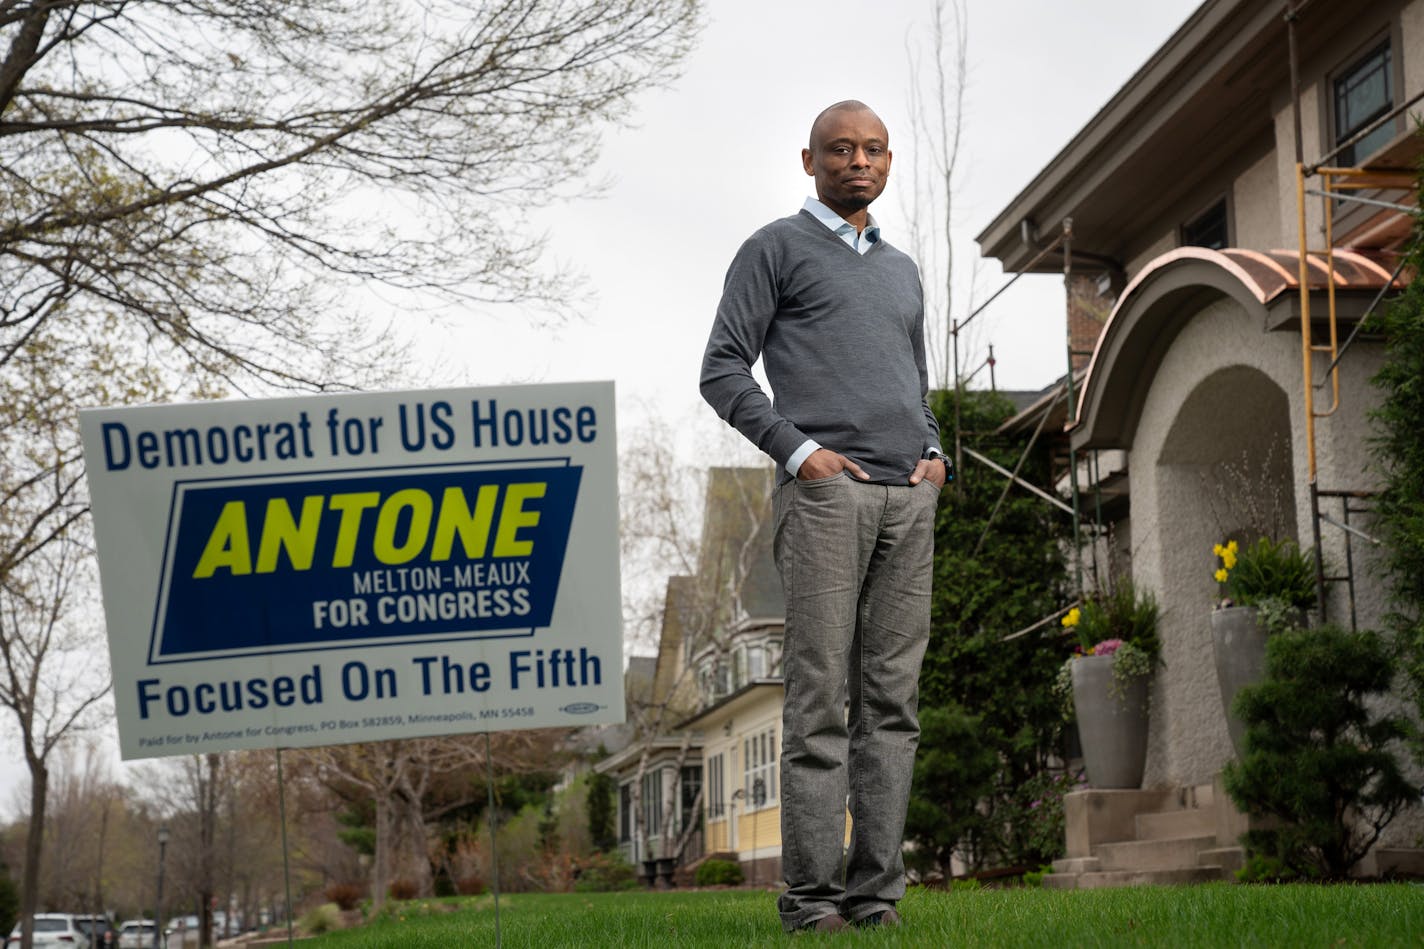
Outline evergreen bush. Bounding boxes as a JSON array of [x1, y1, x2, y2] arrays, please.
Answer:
[[912, 388, 1072, 872], [573, 852, 639, 892], [1222, 625, 1418, 878], [586, 768, 618, 854], [693, 859, 744, 887], [905, 703, 1000, 872], [1367, 173, 1424, 750]]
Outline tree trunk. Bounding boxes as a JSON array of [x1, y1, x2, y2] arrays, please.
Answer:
[[371, 794, 393, 909], [198, 754, 220, 948], [657, 733, 696, 860], [19, 759, 47, 949]]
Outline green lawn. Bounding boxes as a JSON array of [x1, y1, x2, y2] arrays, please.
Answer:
[[303, 883, 1424, 947]]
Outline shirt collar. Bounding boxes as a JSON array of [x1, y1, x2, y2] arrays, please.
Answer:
[[802, 196, 880, 244]]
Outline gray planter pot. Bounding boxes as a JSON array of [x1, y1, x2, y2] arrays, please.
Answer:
[[1071, 654, 1149, 789], [1211, 605, 1268, 757]]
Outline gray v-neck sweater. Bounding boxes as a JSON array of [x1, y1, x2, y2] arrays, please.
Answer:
[[701, 210, 941, 484]]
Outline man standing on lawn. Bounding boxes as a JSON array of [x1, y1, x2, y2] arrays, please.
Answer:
[[700, 100, 947, 933]]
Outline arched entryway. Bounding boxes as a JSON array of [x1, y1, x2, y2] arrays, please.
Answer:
[[1149, 364, 1297, 781]]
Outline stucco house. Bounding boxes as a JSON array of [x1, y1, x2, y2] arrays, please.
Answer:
[[977, 0, 1424, 884]]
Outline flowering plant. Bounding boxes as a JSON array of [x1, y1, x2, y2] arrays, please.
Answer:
[[1060, 582, 1160, 662], [1213, 536, 1317, 616], [1055, 582, 1160, 715]]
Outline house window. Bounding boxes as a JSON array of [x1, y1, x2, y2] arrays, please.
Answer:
[[707, 752, 726, 819], [1334, 41, 1393, 166], [642, 770, 663, 837], [743, 726, 778, 810], [619, 783, 631, 843], [747, 644, 765, 679], [1182, 198, 1229, 250], [680, 765, 702, 831]]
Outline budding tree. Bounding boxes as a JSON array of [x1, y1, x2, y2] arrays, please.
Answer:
[[1, 4, 701, 945]]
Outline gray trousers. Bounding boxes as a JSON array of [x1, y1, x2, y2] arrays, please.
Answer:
[[772, 472, 936, 930]]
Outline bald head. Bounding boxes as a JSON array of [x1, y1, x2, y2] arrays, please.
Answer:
[[808, 100, 885, 150], [802, 100, 892, 224]]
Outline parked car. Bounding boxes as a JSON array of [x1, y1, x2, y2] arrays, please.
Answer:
[[73, 917, 113, 948], [115, 920, 156, 949], [162, 915, 198, 937], [5, 914, 94, 948]]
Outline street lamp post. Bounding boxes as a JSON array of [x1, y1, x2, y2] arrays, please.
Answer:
[[154, 825, 170, 949]]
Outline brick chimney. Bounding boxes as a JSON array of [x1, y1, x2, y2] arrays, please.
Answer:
[[1066, 272, 1119, 372]]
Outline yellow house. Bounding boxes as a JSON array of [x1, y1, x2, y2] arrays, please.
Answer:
[[677, 675, 784, 883], [598, 467, 791, 883]]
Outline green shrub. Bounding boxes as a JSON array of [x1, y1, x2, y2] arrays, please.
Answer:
[[1014, 769, 1081, 863], [298, 902, 342, 935], [693, 859, 744, 887], [1235, 853, 1309, 884], [1223, 625, 1419, 878], [586, 769, 618, 854], [1367, 177, 1424, 758], [1021, 864, 1053, 888], [572, 852, 639, 892], [905, 703, 999, 871], [915, 388, 1071, 874]]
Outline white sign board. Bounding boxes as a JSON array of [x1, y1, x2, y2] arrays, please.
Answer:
[[80, 382, 623, 759]]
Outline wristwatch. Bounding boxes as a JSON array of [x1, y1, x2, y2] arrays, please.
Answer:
[[923, 447, 954, 482]]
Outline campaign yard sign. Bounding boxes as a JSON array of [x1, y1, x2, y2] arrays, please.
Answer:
[[80, 383, 624, 759]]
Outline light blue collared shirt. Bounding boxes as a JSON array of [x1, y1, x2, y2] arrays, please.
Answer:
[[801, 196, 881, 255], [784, 198, 883, 476]]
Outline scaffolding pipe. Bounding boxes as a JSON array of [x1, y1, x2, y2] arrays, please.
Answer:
[[960, 231, 1065, 332], [1062, 218, 1085, 596], [964, 447, 1075, 516], [971, 388, 1070, 556], [1000, 602, 1081, 643], [1302, 188, 1415, 214]]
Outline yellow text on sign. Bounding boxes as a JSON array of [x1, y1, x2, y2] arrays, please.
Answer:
[[191, 482, 547, 578]]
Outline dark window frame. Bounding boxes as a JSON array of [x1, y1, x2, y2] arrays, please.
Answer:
[[1180, 195, 1232, 251], [1329, 35, 1396, 167]]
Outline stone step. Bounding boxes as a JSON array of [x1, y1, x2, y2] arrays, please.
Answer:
[[1074, 865, 1224, 889], [1198, 846, 1244, 876], [1093, 834, 1216, 871], [1050, 856, 1101, 875], [1042, 872, 1081, 890], [1136, 806, 1215, 840]]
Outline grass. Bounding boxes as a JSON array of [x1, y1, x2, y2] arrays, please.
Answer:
[[302, 883, 1424, 947]]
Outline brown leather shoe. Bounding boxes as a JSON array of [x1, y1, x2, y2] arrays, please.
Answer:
[[799, 913, 848, 933], [855, 909, 902, 928]]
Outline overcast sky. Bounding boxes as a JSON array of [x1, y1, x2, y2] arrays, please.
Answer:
[[412, 0, 1203, 448], [1, 0, 1203, 815]]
